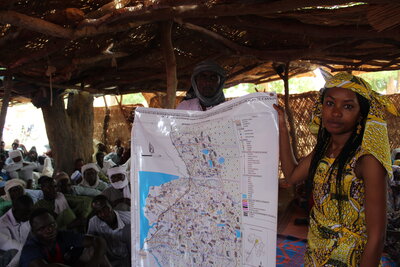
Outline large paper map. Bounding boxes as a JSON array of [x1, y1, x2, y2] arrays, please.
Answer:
[[131, 93, 279, 267]]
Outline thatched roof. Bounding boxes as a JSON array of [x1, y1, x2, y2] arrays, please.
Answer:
[[1, 0, 400, 102]]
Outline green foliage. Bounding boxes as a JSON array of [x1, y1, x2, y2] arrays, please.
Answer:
[[121, 93, 147, 105], [224, 70, 399, 96], [359, 71, 399, 93], [224, 77, 321, 96]]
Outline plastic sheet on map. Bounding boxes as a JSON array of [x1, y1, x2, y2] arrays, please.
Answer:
[[131, 92, 279, 267]]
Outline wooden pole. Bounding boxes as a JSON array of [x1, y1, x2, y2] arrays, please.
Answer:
[[275, 62, 298, 159], [115, 95, 131, 132], [160, 21, 177, 109], [0, 76, 12, 141], [282, 62, 298, 159]]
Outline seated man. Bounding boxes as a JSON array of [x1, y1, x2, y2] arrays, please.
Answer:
[[0, 195, 33, 267], [70, 158, 84, 185], [88, 195, 130, 267], [4, 150, 39, 189], [2, 179, 43, 204], [20, 208, 110, 267], [78, 163, 109, 191], [104, 146, 124, 166], [54, 172, 94, 222], [55, 171, 101, 197], [102, 166, 130, 211], [34, 177, 82, 231]]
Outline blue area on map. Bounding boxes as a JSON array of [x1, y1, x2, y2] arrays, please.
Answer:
[[139, 171, 179, 249], [217, 224, 226, 227], [217, 210, 223, 215], [202, 149, 209, 155], [236, 230, 241, 238], [218, 157, 225, 164], [208, 160, 213, 167]]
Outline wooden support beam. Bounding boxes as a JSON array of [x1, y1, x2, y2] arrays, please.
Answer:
[[0, 76, 12, 141], [160, 21, 177, 109], [176, 19, 345, 62], [188, 15, 400, 42], [104, 0, 391, 23], [0, 11, 74, 39], [1, 1, 392, 41], [277, 62, 298, 159]]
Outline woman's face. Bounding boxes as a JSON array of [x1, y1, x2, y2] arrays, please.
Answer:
[[322, 87, 361, 136]]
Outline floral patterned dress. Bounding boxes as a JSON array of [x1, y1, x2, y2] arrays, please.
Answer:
[[304, 149, 382, 266]]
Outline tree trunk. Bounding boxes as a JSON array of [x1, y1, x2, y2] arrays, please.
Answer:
[[102, 96, 110, 147], [0, 76, 11, 141], [41, 92, 94, 175]]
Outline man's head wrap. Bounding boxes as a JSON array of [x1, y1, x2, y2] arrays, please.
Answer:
[[310, 72, 398, 179], [9, 150, 22, 159], [54, 171, 70, 183], [191, 60, 226, 107], [3, 179, 26, 201], [80, 163, 100, 188], [81, 163, 100, 174], [107, 166, 130, 196], [107, 166, 126, 178]]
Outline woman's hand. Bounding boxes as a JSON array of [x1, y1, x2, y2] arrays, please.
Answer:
[[273, 104, 288, 131]]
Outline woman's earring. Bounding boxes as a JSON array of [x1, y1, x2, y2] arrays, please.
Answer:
[[356, 123, 362, 135]]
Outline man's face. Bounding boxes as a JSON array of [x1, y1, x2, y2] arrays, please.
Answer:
[[12, 143, 18, 150], [115, 139, 122, 147], [57, 179, 72, 194], [84, 168, 97, 186], [110, 173, 125, 183], [32, 213, 58, 245], [42, 181, 57, 200], [96, 153, 105, 167], [12, 156, 22, 163], [195, 71, 221, 98], [28, 151, 38, 161], [0, 142, 5, 150], [9, 185, 24, 201], [98, 143, 106, 152], [92, 200, 115, 225], [13, 201, 33, 222], [116, 147, 124, 157], [75, 160, 84, 171]]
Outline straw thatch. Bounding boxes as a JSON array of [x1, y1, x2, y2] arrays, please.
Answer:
[[1, 1, 400, 105]]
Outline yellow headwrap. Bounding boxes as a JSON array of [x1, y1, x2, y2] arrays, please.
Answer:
[[310, 72, 398, 179]]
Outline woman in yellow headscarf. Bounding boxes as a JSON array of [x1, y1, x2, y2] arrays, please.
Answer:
[[274, 72, 397, 266]]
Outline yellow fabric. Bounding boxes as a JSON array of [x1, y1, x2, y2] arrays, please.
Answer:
[[309, 72, 398, 180], [305, 153, 382, 267]]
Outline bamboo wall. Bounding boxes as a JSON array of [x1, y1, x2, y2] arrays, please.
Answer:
[[93, 92, 400, 156]]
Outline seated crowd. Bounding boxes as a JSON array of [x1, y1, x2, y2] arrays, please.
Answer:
[[0, 139, 131, 267]]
